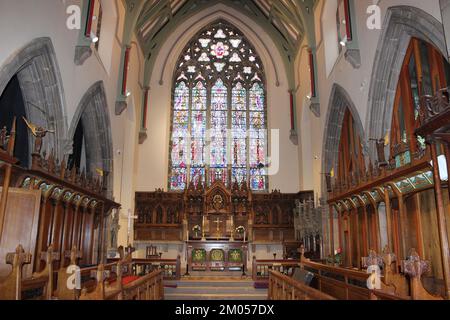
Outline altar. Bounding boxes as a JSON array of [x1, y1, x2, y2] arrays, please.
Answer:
[[134, 180, 313, 268], [187, 240, 248, 272]]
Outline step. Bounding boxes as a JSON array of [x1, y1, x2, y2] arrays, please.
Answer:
[[164, 293, 268, 301], [164, 287, 267, 295], [167, 281, 255, 288]]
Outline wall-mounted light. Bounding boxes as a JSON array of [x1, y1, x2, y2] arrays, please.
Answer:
[[90, 31, 99, 43]]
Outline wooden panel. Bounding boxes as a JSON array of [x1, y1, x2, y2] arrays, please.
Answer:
[[0, 187, 41, 278], [347, 288, 370, 300], [81, 211, 95, 265], [320, 281, 346, 300], [61, 204, 75, 267]]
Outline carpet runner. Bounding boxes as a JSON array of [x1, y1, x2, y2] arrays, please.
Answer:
[[164, 277, 268, 300]]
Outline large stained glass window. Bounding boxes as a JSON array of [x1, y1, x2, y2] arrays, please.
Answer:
[[169, 21, 267, 191]]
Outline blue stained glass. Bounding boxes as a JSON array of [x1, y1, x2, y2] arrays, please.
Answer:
[[250, 168, 266, 191], [171, 137, 188, 167], [211, 79, 228, 110], [170, 167, 187, 190], [192, 82, 207, 110], [174, 82, 189, 110], [249, 83, 264, 111], [191, 111, 206, 137], [190, 138, 205, 167], [190, 168, 205, 186], [232, 168, 247, 185], [210, 137, 227, 167], [232, 138, 247, 166], [172, 111, 189, 138], [232, 111, 247, 138], [170, 22, 267, 191], [249, 139, 265, 167], [210, 168, 228, 186], [250, 112, 265, 130], [232, 83, 246, 111], [211, 111, 228, 136]]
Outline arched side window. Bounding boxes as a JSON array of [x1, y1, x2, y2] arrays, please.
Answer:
[[336, 109, 365, 185], [168, 21, 268, 192], [390, 38, 450, 165]]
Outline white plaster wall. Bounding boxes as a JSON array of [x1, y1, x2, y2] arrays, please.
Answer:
[[297, 0, 442, 197], [135, 3, 300, 194], [0, 0, 144, 248]]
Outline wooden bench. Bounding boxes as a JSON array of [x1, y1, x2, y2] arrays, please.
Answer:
[[0, 245, 58, 300], [268, 271, 335, 300]]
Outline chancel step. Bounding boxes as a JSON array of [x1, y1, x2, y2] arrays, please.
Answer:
[[164, 279, 267, 300]]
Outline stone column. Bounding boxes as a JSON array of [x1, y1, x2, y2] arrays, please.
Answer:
[[440, 0, 450, 59]]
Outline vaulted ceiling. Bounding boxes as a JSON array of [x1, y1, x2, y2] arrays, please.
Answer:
[[123, 0, 317, 89], [135, 0, 310, 55]]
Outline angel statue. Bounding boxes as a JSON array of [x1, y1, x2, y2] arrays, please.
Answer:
[[23, 117, 55, 154]]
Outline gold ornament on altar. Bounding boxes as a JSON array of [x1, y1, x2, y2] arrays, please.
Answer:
[[212, 194, 224, 211], [210, 249, 225, 262]]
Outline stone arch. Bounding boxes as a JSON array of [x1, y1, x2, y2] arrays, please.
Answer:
[[0, 37, 68, 160], [322, 84, 366, 191], [68, 81, 113, 197], [366, 6, 447, 157]]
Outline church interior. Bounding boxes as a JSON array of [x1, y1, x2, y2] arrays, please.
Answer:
[[0, 0, 450, 301]]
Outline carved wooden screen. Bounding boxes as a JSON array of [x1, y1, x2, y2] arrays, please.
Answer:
[[390, 38, 450, 161], [169, 20, 268, 192], [336, 109, 365, 186]]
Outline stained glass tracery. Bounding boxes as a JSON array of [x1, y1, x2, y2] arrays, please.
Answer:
[[169, 21, 267, 191]]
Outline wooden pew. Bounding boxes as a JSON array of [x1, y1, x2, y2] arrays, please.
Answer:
[[400, 249, 444, 300], [122, 270, 164, 300], [268, 271, 335, 300], [300, 258, 371, 300], [54, 246, 82, 300], [22, 245, 60, 300], [79, 262, 124, 300], [0, 245, 32, 300], [362, 248, 409, 299]]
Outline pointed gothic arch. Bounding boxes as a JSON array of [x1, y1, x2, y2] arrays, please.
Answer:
[[0, 37, 68, 160], [68, 81, 114, 197], [322, 83, 366, 182], [366, 6, 447, 158]]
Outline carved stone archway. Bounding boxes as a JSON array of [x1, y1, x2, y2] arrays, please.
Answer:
[[0, 37, 68, 160], [366, 6, 447, 158], [68, 81, 114, 199], [322, 83, 366, 182]]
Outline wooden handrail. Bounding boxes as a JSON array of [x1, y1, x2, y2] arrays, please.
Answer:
[[268, 271, 335, 300], [108, 256, 181, 280], [122, 270, 164, 300], [302, 260, 369, 281], [252, 257, 300, 281], [300, 260, 371, 300]]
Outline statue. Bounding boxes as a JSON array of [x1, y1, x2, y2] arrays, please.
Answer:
[[0, 126, 7, 149], [370, 138, 388, 167], [23, 117, 55, 154]]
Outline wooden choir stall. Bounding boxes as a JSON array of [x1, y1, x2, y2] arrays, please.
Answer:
[[0, 120, 163, 300]]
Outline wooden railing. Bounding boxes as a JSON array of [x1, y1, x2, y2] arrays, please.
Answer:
[[301, 260, 371, 300], [107, 256, 181, 281], [268, 271, 335, 300], [122, 270, 164, 300], [252, 257, 300, 281]]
